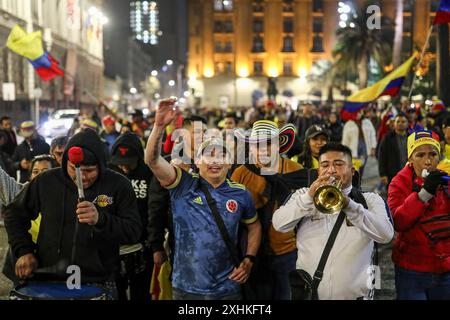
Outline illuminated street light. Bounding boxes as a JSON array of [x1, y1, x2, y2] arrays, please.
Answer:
[[168, 80, 176, 87], [151, 70, 158, 76], [130, 87, 138, 94], [166, 60, 174, 66]]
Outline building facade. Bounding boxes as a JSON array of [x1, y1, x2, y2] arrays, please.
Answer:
[[0, 0, 105, 124], [188, 0, 443, 108]]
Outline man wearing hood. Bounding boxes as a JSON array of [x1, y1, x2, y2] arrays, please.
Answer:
[[109, 132, 153, 301], [4, 129, 142, 300]]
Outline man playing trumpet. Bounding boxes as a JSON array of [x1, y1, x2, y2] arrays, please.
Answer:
[[273, 142, 394, 299]]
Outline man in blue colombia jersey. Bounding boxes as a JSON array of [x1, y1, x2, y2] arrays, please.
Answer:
[[145, 98, 262, 300]]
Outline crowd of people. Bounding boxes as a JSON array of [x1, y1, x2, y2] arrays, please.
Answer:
[[0, 95, 448, 300]]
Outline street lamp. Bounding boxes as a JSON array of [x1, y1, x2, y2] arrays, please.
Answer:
[[130, 87, 138, 94]]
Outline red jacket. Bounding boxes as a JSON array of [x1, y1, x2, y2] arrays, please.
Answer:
[[388, 164, 450, 273]]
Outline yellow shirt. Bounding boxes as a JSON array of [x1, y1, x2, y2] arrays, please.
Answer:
[[231, 158, 303, 255], [29, 214, 41, 243], [444, 144, 450, 160]]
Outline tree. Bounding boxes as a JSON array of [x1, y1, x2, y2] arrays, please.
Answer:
[[392, 0, 404, 68], [333, 1, 393, 89], [437, 23, 450, 106]]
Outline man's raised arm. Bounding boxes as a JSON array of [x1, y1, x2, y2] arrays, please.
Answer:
[[145, 98, 180, 187]]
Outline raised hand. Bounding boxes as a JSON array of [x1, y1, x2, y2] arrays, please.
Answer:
[[155, 98, 180, 128]]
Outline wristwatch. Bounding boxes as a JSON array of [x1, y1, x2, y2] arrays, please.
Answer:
[[243, 255, 256, 263]]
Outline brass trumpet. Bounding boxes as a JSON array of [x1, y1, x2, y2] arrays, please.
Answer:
[[313, 177, 345, 215]]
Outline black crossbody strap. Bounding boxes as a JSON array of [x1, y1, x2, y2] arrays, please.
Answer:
[[198, 180, 241, 268], [312, 211, 346, 293]]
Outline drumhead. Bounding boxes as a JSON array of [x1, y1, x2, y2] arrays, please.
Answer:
[[11, 283, 106, 300], [119, 243, 143, 255]]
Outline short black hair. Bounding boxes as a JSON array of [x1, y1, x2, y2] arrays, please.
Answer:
[[224, 112, 237, 121], [443, 116, 450, 129], [318, 142, 353, 163], [183, 115, 207, 127], [30, 155, 56, 174], [51, 136, 69, 150], [0, 116, 11, 123], [395, 112, 408, 119]]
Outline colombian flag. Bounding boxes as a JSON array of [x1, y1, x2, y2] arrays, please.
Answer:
[[6, 25, 64, 81], [341, 54, 418, 121], [434, 0, 450, 25]]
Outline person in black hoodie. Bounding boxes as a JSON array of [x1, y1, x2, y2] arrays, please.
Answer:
[[4, 129, 142, 300], [12, 121, 50, 183], [109, 132, 153, 301]]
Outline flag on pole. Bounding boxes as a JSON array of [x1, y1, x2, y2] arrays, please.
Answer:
[[6, 25, 64, 81], [342, 54, 418, 121], [433, 0, 450, 25]]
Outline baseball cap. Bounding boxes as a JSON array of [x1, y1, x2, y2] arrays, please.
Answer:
[[102, 116, 116, 127], [197, 138, 231, 159], [305, 125, 330, 140], [111, 145, 139, 167]]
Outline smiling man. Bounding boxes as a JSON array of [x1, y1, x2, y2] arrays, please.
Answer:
[[145, 98, 261, 300], [273, 142, 393, 300]]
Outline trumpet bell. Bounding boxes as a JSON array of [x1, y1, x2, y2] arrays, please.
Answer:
[[313, 185, 345, 215]]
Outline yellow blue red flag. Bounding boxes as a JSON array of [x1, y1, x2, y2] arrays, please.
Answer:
[[342, 54, 417, 121], [6, 25, 64, 81]]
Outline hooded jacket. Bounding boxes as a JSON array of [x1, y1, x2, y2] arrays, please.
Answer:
[[389, 164, 450, 273], [110, 133, 152, 243], [5, 129, 142, 283]]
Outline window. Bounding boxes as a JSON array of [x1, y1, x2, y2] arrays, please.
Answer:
[[253, 61, 263, 75], [224, 41, 233, 53], [431, 0, 440, 11], [214, 21, 223, 33], [404, 1, 413, 12], [214, 0, 233, 11], [403, 16, 412, 33], [313, 17, 323, 33], [224, 20, 233, 33], [311, 36, 324, 52], [252, 36, 265, 52], [283, 0, 293, 12], [283, 60, 293, 75], [313, 0, 323, 13], [282, 36, 294, 52], [402, 36, 412, 53], [253, 0, 264, 12], [253, 18, 264, 33], [283, 18, 293, 33], [215, 41, 223, 53]]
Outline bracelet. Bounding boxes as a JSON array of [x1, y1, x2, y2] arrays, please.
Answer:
[[243, 255, 256, 263]]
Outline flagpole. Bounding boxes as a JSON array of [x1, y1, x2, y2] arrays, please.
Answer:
[[407, 24, 434, 102]]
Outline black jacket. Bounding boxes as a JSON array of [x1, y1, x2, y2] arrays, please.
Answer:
[[147, 175, 171, 253], [2, 129, 17, 156], [378, 131, 407, 183], [12, 135, 50, 183], [5, 129, 142, 283], [110, 133, 152, 243]]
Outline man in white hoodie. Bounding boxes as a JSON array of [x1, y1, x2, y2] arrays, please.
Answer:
[[272, 143, 393, 300]]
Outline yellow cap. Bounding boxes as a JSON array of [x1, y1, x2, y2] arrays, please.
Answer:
[[407, 130, 441, 159]]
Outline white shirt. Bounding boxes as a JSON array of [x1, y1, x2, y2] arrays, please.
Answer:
[[272, 187, 394, 300], [341, 119, 377, 158]]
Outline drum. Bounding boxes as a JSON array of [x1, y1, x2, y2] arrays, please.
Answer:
[[119, 243, 145, 277], [10, 283, 107, 300]]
